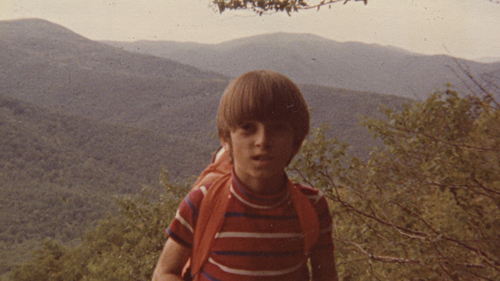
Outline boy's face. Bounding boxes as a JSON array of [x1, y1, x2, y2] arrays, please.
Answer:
[[221, 120, 298, 194]]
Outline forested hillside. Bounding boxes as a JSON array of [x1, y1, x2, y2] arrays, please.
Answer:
[[0, 95, 212, 275], [8, 89, 499, 280]]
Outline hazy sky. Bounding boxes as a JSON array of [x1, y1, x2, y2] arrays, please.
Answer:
[[2, 0, 500, 61]]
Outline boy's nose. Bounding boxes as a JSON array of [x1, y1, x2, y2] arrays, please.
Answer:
[[255, 124, 271, 147]]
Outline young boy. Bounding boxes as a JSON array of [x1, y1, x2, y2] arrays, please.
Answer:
[[152, 70, 337, 281]]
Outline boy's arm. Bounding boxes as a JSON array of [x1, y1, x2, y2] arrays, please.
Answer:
[[152, 238, 191, 281], [310, 249, 338, 281]]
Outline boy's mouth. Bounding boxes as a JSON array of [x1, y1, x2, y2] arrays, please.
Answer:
[[252, 155, 273, 162]]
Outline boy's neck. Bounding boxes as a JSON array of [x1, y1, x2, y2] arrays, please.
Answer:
[[234, 171, 288, 196]]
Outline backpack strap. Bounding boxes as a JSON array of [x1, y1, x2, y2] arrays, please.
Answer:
[[190, 173, 232, 278], [181, 148, 231, 280], [287, 180, 320, 255]]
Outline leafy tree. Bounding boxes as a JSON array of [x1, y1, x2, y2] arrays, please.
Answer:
[[213, 0, 367, 15], [212, 0, 497, 15], [10, 171, 185, 281], [8, 239, 68, 281], [290, 89, 500, 279]]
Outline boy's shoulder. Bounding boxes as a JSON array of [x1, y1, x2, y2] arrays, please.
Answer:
[[293, 182, 320, 194], [292, 182, 325, 205]]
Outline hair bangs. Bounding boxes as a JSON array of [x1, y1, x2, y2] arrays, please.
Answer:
[[217, 70, 309, 148], [238, 78, 295, 123]]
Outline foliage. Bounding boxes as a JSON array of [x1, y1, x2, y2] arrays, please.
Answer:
[[10, 87, 500, 280], [213, 0, 367, 15], [290, 89, 500, 279], [212, 0, 498, 15], [9, 171, 185, 281]]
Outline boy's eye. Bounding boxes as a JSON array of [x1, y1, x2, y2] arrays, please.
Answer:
[[240, 123, 256, 132]]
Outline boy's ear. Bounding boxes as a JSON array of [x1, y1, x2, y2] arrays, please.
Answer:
[[219, 135, 234, 164], [219, 135, 230, 150]]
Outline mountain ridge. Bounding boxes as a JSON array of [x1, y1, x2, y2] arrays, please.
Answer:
[[0, 18, 417, 178], [1, 18, 230, 146], [103, 33, 500, 99]]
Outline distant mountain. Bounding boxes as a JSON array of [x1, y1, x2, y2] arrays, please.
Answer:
[[0, 19, 416, 181], [0, 18, 416, 180], [0, 18, 229, 146], [1, 19, 410, 153], [475, 56, 500, 63], [103, 33, 500, 99], [1, 18, 414, 274]]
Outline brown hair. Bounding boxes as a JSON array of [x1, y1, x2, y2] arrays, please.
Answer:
[[217, 70, 310, 149]]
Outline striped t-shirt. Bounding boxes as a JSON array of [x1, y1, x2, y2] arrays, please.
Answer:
[[167, 174, 333, 281]]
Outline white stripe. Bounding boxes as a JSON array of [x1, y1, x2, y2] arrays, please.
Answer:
[[208, 257, 306, 276], [175, 210, 193, 233], [230, 185, 289, 209], [215, 232, 303, 239], [199, 185, 207, 196]]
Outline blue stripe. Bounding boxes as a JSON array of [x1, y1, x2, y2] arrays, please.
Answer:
[[166, 227, 192, 248], [212, 250, 301, 257], [185, 195, 198, 219], [201, 270, 220, 281], [233, 177, 287, 203], [224, 212, 298, 220]]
